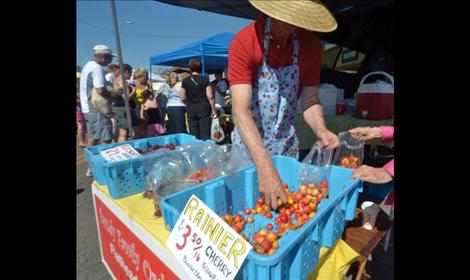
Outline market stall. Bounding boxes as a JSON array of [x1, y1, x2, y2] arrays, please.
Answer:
[[149, 32, 234, 75], [91, 176, 362, 280], [86, 136, 380, 280], [88, 1, 395, 278]]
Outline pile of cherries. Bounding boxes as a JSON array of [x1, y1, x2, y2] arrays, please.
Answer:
[[221, 181, 329, 255]]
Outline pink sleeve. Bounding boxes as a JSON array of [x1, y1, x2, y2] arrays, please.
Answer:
[[383, 159, 394, 177], [380, 126, 394, 141]]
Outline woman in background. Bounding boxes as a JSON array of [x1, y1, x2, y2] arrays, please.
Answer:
[[165, 72, 188, 134], [180, 59, 216, 140], [133, 68, 154, 138], [76, 72, 87, 147]]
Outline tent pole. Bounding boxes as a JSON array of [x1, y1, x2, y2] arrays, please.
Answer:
[[200, 45, 205, 78], [110, 0, 133, 139]]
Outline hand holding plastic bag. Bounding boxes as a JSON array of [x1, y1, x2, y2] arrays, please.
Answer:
[[332, 131, 365, 169], [299, 141, 333, 188]]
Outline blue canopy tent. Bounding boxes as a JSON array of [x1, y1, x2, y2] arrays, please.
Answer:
[[149, 32, 234, 76]]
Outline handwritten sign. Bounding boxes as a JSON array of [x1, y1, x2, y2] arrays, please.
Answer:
[[100, 144, 142, 163], [166, 195, 252, 280]]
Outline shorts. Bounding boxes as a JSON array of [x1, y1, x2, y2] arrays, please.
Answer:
[[76, 109, 84, 123], [84, 112, 113, 142], [114, 107, 140, 130]]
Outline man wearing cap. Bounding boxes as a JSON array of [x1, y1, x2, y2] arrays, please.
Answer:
[[229, 0, 340, 208], [79, 44, 116, 176]]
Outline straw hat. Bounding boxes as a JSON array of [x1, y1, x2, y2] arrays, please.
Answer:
[[248, 0, 337, 32]]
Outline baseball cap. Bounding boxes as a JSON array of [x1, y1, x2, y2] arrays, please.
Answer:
[[93, 45, 117, 56]]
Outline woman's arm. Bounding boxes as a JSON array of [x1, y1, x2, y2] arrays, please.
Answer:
[[179, 87, 187, 101], [383, 159, 394, 177], [128, 84, 136, 99], [380, 126, 394, 142], [206, 85, 216, 116], [231, 84, 287, 209]]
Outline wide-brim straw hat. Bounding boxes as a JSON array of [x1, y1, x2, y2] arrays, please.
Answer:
[[249, 0, 337, 32]]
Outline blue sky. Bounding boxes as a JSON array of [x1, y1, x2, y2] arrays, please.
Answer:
[[77, 0, 252, 72]]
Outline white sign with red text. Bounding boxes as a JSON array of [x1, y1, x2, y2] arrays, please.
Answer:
[[100, 144, 142, 163]]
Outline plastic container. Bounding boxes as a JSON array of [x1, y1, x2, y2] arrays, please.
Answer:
[[84, 133, 206, 199], [356, 71, 394, 120], [160, 156, 362, 280], [364, 181, 394, 200]]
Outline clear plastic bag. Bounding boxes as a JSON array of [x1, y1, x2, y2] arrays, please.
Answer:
[[332, 131, 365, 169], [143, 150, 192, 193], [211, 116, 225, 143], [299, 141, 333, 188], [142, 142, 254, 216], [227, 144, 254, 174]]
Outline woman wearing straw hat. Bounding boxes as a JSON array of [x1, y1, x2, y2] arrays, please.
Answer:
[[229, 0, 340, 209]]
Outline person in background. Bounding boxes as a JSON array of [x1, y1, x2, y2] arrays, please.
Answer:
[[105, 63, 119, 84], [133, 68, 154, 138], [165, 72, 188, 134], [228, 0, 339, 208], [80, 44, 116, 177], [112, 64, 141, 142], [76, 72, 87, 147], [211, 69, 229, 116], [180, 59, 216, 140], [140, 91, 164, 137], [350, 126, 394, 208], [222, 68, 232, 114]]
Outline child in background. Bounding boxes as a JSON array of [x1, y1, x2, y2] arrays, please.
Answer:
[[140, 91, 165, 137]]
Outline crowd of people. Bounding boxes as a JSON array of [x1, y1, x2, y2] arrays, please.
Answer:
[[77, 45, 231, 176]]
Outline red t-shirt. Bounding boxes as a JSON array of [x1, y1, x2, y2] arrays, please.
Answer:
[[228, 16, 322, 88]]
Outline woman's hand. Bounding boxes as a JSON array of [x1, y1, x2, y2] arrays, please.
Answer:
[[317, 128, 340, 149], [351, 165, 393, 184], [143, 99, 158, 110], [257, 164, 288, 210], [349, 127, 381, 141]]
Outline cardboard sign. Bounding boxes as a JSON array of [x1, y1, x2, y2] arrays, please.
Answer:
[[94, 195, 179, 280], [166, 195, 252, 280], [100, 144, 142, 163]]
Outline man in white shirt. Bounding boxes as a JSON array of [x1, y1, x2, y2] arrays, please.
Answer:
[[80, 44, 116, 176]]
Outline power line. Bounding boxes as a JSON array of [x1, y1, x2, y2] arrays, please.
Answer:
[[79, 30, 204, 39], [77, 17, 207, 38]]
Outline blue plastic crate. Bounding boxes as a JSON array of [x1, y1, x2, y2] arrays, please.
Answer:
[[364, 180, 394, 200], [84, 134, 206, 199], [160, 155, 362, 280]]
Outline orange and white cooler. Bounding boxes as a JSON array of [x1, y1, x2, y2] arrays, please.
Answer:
[[356, 71, 394, 120]]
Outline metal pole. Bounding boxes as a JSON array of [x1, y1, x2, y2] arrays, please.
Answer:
[[110, 0, 133, 139], [333, 46, 343, 70]]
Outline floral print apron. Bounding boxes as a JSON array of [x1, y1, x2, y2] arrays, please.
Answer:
[[233, 17, 301, 159]]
